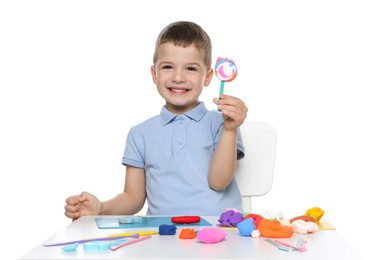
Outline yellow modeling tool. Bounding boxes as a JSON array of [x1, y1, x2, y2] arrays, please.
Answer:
[[107, 231, 159, 237]]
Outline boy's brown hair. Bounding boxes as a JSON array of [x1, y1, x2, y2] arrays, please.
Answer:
[[153, 21, 212, 69]]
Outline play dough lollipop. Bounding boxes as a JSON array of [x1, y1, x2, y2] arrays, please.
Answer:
[[214, 57, 237, 108]]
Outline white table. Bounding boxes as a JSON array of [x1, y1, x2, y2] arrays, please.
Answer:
[[19, 216, 363, 259]]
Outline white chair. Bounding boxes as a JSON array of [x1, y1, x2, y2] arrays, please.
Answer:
[[235, 121, 277, 213]]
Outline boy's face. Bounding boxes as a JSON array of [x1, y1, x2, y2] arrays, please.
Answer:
[[151, 42, 213, 114]]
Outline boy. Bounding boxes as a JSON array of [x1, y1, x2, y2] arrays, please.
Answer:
[[64, 21, 248, 219]]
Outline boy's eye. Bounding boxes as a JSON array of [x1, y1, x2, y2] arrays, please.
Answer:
[[162, 65, 172, 69], [187, 67, 197, 71]]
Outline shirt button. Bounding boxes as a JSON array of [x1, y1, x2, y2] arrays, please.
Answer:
[[178, 139, 184, 144]]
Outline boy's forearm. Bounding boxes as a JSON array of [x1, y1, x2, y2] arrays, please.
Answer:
[[100, 192, 145, 215], [208, 129, 238, 191]]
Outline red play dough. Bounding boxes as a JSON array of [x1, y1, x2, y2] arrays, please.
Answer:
[[243, 213, 264, 227], [171, 216, 201, 224]]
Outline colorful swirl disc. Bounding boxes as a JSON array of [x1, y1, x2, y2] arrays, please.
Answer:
[[214, 57, 237, 82]]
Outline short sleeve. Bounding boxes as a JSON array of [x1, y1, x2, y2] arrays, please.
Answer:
[[237, 127, 245, 160], [122, 127, 145, 168]]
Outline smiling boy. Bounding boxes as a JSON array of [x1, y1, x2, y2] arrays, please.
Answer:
[[65, 21, 248, 219]]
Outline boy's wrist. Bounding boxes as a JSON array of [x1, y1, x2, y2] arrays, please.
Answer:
[[98, 202, 105, 215], [221, 127, 238, 138]]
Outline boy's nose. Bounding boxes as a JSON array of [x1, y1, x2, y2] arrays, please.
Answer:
[[171, 71, 185, 83]]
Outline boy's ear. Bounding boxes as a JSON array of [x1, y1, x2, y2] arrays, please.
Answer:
[[204, 68, 214, 87], [151, 65, 157, 84]]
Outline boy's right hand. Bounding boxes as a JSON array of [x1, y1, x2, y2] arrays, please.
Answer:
[[64, 191, 103, 220]]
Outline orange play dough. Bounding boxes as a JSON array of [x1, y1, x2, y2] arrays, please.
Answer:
[[257, 219, 294, 238], [179, 228, 196, 239]]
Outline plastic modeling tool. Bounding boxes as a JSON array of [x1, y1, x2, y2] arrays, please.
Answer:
[[43, 233, 139, 247], [107, 231, 159, 237], [264, 239, 290, 252], [214, 57, 237, 110], [274, 239, 307, 252], [110, 235, 152, 251]]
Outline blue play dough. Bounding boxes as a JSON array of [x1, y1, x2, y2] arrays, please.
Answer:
[[159, 224, 177, 235], [61, 243, 79, 252], [83, 241, 111, 251], [61, 238, 129, 252], [237, 218, 256, 236]]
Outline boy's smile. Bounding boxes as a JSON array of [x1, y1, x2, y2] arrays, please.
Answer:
[[151, 42, 213, 114], [168, 87, 190, 94]]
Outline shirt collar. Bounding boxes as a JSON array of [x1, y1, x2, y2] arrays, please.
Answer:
[[160, 102, 208, 125]]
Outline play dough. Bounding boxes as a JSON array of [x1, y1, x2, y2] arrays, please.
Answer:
[[257, 219, 294, 238], [196, 227, 227, 244]]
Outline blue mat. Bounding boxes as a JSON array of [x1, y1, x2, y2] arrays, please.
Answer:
[[95, 216, 213, 229]]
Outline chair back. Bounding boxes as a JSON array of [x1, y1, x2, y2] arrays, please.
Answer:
[[235, 121, 277, 213]]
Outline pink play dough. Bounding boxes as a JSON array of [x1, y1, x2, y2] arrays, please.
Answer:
[[196, 227, 227, 244]]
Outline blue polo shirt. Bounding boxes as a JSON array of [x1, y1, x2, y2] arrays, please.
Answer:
[[122, 102, 244, 215]]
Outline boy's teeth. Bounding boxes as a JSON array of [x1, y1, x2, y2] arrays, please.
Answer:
[[171, 89, 186, 93]]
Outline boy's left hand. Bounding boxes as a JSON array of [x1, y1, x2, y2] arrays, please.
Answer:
[[213, 94, 248, 130]]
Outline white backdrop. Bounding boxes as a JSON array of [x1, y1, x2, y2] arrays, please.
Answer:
[[1, 1, 377, 259]]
